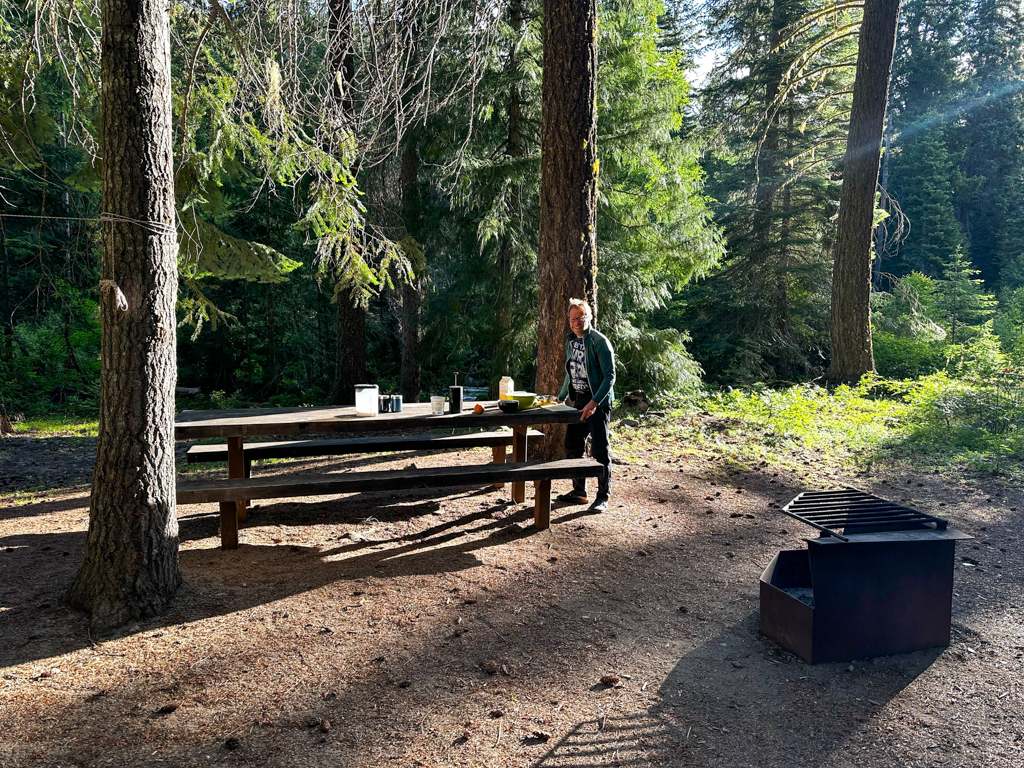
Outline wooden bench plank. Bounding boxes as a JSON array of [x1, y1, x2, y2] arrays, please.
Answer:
[[177, 458, 604, 549], [186, 430, 545, 464], [177, 458, 602, 504]]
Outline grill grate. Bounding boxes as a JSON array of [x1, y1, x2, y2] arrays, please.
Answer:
[[782, 488, 948, 542]]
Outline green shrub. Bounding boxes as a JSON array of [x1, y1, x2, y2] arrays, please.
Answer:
[[871, 331, 944, 379]]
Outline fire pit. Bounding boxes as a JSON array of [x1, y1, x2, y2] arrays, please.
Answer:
[[760, 488, 972, 664]]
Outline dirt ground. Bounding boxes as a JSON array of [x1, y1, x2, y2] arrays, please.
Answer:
[[0, 421, 1021, 768]]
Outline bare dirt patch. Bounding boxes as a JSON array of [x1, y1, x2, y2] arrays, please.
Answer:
[[1, 425, 1021, 767]]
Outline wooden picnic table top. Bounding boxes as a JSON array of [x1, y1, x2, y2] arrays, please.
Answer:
[[174, 401, 583, 440]]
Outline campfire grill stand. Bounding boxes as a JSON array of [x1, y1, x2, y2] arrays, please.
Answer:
[[760, 489, 972, 664]]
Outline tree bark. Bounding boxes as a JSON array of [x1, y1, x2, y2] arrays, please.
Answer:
[[66, 0, 181, 630], [827, 0, 901, 386], [536, 0, 598, 458], [331, 289, 367, 405]]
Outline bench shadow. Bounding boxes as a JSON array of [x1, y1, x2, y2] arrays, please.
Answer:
[[0, 493, 534, 669], [531, 614, 942, 767]]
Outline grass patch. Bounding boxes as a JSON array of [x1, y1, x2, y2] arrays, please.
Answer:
[[15, 415, 98, 437], [632, 377, 1024, 481]]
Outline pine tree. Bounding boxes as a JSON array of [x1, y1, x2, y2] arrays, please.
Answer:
[[889, 119, 966, 272], [960, 0, 1024, 286], [935, 251, 997, 345]]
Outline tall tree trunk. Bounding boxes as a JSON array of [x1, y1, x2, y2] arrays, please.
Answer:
[[328, 0, 366, 403], [827, 0, 901, 386], [331, 289, 367, 405], [67, 0, 181, 630], [536, 0, 598, 458], [400, 134, 423, 403]]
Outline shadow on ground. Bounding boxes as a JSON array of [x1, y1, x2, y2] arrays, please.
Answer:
[[532, 614, 940, 767]]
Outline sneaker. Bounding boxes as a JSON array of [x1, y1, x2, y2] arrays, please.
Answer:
[[588, 496, 609, 513], [556, 491, 589, 504]]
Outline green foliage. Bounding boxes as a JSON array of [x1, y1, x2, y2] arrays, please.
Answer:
[[934, 252, 997, 345], [872, 331, 945, 380], [680, 0, 856, 384], [693, 373, 1024, 477]]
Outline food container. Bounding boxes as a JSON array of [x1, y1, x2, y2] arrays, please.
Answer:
[[430, 396, 445, 415], [499, 376, 514, 400], [378, 395, 392, 413], [355, 384, 379, 417], [390, 395, 403, 412]]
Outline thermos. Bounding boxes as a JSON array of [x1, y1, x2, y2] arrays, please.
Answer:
[[448, 372, 463, 414]]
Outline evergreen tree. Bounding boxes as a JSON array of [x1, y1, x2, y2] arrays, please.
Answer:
[[682, 0, 855, 384], [935, 251, 997, 345], [888, 118, 965, 272], [960, 0, 1024, 286]]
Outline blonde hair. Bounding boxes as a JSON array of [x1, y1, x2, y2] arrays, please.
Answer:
[[569, 298, 592, 321]]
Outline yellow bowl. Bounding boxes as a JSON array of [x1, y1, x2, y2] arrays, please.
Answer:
[[508, 391, 538, 409]]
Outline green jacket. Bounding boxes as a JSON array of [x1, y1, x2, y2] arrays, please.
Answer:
[[558, 328, 616, 408]]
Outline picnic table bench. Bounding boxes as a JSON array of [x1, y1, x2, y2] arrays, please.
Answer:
[[175, 401, 591, 550], [176, 458, 605, 549]]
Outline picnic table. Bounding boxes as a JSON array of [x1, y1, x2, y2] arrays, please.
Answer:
[[175, 401, 598, 548]]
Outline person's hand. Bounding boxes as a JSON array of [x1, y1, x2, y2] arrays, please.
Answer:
[[581, 400, 598, 420]]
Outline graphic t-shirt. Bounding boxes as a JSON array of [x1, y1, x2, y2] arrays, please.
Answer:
[[569, 337, 591, 398]]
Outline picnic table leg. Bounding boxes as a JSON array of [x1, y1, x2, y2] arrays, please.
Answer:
[[219, 502, 239, 550], [491, 445, 506, 489], [227, 436, 247, 524], [511, 425, 527, 503], [534, 479, 551, 529]]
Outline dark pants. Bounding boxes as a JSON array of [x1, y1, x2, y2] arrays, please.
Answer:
[[564, 402, 611, 499]]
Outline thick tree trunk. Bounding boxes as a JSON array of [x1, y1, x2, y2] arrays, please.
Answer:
[[827, 0, 900, 386], [536, 0, 598, 458], [66, 0, 181, 630], [331, 290, 367, 405]]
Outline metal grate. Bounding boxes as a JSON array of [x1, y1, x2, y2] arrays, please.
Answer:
[[782, 488, 948, 542]]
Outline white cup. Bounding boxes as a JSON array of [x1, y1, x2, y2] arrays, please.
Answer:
[[430, 396, 445, 415]]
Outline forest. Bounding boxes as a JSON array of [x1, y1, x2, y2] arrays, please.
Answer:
[[1, 0, 1023, 412], [3, 3, 1024, 764]]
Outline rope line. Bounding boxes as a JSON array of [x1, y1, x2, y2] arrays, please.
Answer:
[[0, 211, 176, 237]]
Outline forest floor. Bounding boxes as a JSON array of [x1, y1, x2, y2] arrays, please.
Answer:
[[1, 412, 1022, 768]]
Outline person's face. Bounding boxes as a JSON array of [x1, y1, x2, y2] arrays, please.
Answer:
[[569, 307, 589, 337]]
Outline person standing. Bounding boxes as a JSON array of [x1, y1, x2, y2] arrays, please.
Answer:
[[556, 298, 615, 512]]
